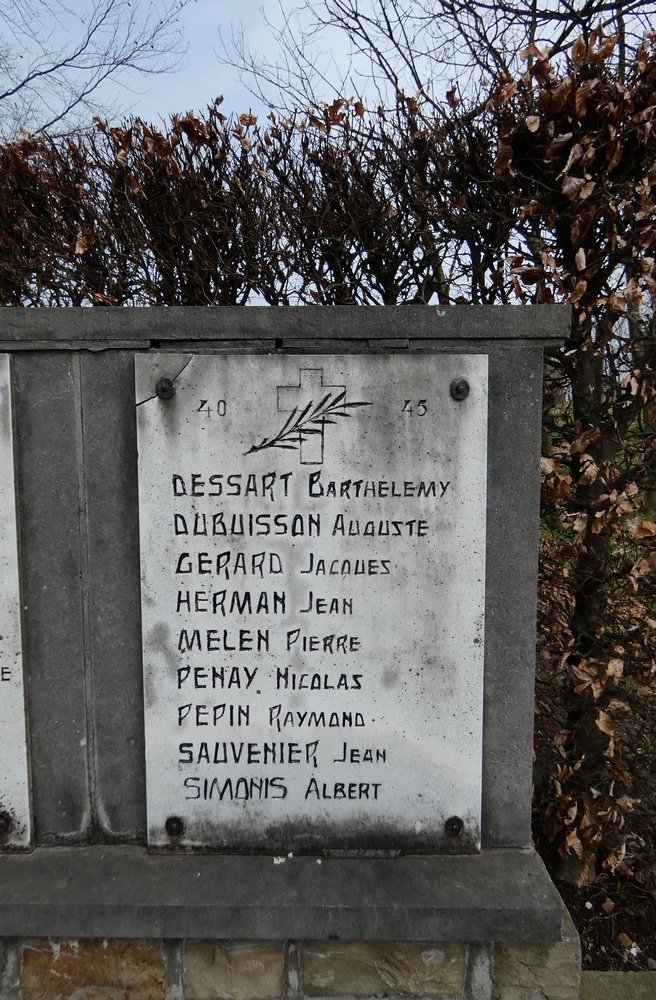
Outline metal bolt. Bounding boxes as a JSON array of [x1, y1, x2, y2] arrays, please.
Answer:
[[165, 815, 184, 838], [450, 378, 469, 401], [156, 377, 175, 400], [0, 811, 13, 836], [445, 815, 464, 838]]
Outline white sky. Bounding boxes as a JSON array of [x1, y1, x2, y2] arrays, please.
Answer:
[[120, 1, 287, 124], [116, 0, 364, 126], [8, 1, 651, 134], [0, 0, 365, 136]]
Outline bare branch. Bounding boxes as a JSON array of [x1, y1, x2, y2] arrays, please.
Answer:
[[0, 0, 192, 137], [220, 0, 656, 110]]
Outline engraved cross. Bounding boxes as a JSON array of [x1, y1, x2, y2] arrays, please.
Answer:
[[277, 368, 345, 465]]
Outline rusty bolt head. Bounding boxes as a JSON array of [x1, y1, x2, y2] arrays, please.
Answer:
[[165, 815, 184, 838], [450, 379, 469, 401], [156, 377, 175, 400], [444, 815, 464, 838], [0, 811, 13, 836]]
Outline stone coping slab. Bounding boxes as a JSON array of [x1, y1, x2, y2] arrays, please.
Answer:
[[0, 304, 568, 348], [0, 847, 564, 943]]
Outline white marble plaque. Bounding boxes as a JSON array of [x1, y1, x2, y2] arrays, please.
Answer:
[[0, 354, 31, 849], [137, 353, 488, 852]]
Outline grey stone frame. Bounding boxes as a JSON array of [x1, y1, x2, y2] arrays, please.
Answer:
[[0, 305, 569, 942]]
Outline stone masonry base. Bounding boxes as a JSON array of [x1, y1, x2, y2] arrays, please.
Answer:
[[0, 920, 580, 1000]]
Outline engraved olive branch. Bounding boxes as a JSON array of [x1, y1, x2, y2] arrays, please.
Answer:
[[245, 390, 372, 455]]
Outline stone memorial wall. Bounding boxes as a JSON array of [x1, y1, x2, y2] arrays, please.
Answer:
[[0, 307, 580, 1000]]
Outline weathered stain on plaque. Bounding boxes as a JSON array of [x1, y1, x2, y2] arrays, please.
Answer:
[[136, 354, 488, 853], [0, 354, 31, 849]]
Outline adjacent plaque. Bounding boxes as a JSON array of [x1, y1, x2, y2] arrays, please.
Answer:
[[137, 353, 488, 852], [0, 354, 31, 849]]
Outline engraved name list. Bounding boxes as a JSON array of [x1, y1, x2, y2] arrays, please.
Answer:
[[136, 354, 488, 852]]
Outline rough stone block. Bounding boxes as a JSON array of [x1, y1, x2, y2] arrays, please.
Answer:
[[184, 941, 285, 1000], [300, 941, 466, 997], [492, 912, 580, 1000], [579, 971, 656, 1000], [22, 939, 166, 1000]]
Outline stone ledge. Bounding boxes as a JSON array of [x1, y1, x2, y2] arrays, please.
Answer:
[[0, 304, 568, 346], [0, 847, 563, 943]]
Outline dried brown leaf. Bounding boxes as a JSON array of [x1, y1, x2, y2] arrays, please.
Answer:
[[570, 279, 587, 304], [607, 141, 623, 172], [74, 231, 88, 255], [575, 79, 598, 117], [616, 794, 639, 813], [631, 518, 656, 538], [551, 76, 573, 112], [596, 710, 615, 736], [562, 175, 586, 200], [564, 829, 584, 859], [520, 42, 549, 62], [559, 142, 584, 177], [605, 659, 624, 680], [495, 142, 514, 174], [519, 200, 540, 219]]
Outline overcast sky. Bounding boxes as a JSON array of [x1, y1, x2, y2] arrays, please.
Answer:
[[118, 0, 363, 126], [116, 1, 264, 123]]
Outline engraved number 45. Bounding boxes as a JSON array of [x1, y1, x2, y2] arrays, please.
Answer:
[[402, 399, 427, 416]]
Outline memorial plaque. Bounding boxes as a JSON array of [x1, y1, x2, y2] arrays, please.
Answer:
[[137, 353, 488, 852], [0, 354, 31, 849]]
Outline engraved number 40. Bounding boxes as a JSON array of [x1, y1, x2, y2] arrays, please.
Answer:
[[402, 399, 427, 416], [197, 399, 227, 417]]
